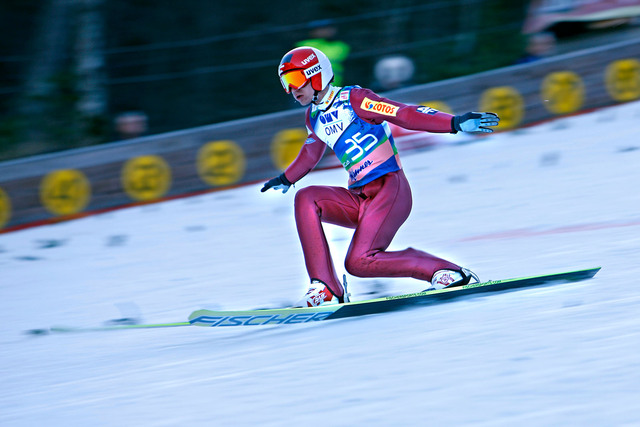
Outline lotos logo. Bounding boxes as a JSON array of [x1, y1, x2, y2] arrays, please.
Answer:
[[301, 53, 316, 65], [360, 97, 399, 116], [304, 65, 322, 78]]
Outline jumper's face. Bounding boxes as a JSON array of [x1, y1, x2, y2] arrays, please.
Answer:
[[291, 81, 314, 106]]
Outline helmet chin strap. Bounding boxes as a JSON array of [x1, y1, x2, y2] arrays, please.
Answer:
[[312, 84, 333, 105]]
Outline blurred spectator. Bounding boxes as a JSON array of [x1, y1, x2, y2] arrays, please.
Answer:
[[296, 20, 350, 85], [115, 111, 148, 140], [371, 55, 416, 91], [515, 32, 556, 64]]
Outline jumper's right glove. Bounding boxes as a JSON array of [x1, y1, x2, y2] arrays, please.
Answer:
[[260, 173, 292, 194], [453, 112, 500, 133]]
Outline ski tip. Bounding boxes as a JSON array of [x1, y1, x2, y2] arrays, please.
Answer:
[[584, 266, 602, 277]]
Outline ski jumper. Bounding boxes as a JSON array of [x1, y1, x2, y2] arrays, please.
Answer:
[[283, 86, 462, 298]]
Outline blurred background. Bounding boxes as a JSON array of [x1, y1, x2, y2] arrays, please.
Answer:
[[2, 0, 639, 160], [2, 0, 640, 232], [2, 5, 640, 422]]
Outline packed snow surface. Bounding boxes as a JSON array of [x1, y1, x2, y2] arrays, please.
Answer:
[[2, 101, 640, 426]]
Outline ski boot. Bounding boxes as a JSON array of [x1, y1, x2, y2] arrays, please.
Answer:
[[424, 267, 479, 291], [296, 276, 351, 307]]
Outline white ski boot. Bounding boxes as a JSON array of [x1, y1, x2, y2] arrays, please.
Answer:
[[427, 267, 479, 291], [296, 276, 351, 307]]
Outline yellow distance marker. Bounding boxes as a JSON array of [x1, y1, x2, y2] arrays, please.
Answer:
[[197, 140, 246, 187], [0, 186, 11, 229], [605, 59, 640, 102], [121, 155, 171, 201], [40, 169, 91, 216], [479, 86, 524, 130], [541, 71, 585, 115], [271, 128, 307, 171]]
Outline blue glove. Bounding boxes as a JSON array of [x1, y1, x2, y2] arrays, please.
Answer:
[[261, 173, 292, 194], [453, 112, 500, 133]]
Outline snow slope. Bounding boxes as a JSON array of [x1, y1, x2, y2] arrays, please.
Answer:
[[1, 101, 640, 426]]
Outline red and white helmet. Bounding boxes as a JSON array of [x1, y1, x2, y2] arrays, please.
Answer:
[[278, 47, 334, 94]]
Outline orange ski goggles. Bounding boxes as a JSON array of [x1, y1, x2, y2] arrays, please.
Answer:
[[280, 69, 309, 93]]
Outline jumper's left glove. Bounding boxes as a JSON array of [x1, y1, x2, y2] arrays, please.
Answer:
[[261, 173, 292, 194], [453, 112, 500, 133]]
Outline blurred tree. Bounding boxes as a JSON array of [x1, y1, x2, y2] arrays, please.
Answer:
[[17, 0, 72, 152], [75, 0, 108, 125]]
